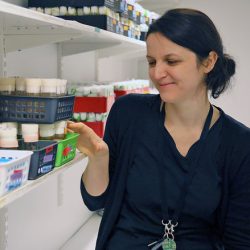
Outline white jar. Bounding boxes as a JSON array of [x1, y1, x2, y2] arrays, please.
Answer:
[[21, 124, 39, 142], [41, 78, 58, 96], [0, 127, 18, 148], [59, 6, 68, 16], [0, 77, 16, 95], [56, 79, 67, 96], [25, 78, 41, 96], [54, 121, 66, 139], [15, 77, 26, 95], [39, 124, 55, 140]]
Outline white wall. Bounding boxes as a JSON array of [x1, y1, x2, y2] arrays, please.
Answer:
[[173, 0, 250, 125]]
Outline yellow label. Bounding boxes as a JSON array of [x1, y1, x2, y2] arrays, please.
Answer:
[[128, 5, 133, 11], [124, 25, 128, 31]]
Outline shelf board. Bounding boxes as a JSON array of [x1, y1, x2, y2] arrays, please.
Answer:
[[0, 1, 146, 56], [0, 153, 87, 209], [0, 1, 83, 52], [60, 25, 146, 57]]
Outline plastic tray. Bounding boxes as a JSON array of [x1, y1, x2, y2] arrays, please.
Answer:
[[18, 140, 58, 180], [55, 133, 79, 167], [74, 95, 115, 113], [0, 150, 33, 197], [0, 95, 75, 123]]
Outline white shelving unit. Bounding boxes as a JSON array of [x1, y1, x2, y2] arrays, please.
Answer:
[[0, 1, 146, 249], [0, 153, 85, 210]]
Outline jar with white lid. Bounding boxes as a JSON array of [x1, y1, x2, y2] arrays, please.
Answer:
[[54, 121, 66, 139], [41, 79, 58, 97], [15, 77, 26, 95], [21, 124, 39, 142], [56, 79, 67, 96], [39, 124, 55, 140], [0, 77, 16, 95], [0, 127, 18, 148], [25, 78, 41, 96]]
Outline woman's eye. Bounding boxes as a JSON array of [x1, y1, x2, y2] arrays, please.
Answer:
[[167, 60, 179, 65], [148, 61, 156, 66]]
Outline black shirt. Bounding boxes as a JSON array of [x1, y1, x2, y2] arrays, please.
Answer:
[[80, 94, 250, 250], [106, 104, 223, 250]]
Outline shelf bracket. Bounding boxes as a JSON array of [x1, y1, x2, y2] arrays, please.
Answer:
[[0, 17, 7, 77], [57, 43, 63, 79], [0, 207, 9, 250]]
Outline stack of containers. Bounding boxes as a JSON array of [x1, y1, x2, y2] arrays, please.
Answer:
[[71, 83, 115, 138], [27, 0, 159, 41], [0, 77, 78, 188], [113, 79, 150, 99]]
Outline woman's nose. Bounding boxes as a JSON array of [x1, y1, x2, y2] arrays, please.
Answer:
[[154, 62, 168, 80]]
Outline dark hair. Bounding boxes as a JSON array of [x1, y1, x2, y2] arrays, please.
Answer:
[[146, 8, 236, 98]]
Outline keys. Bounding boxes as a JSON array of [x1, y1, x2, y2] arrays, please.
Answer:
[[148, 238, 176, 250]]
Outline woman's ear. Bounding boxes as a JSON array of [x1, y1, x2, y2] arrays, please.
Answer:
[[202, 51, 218, 73]]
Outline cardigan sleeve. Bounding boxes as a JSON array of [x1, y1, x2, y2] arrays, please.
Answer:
[[80, 97, 119, 211], [222, 142, 250, 249]]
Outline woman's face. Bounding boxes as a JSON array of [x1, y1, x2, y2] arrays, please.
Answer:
[[146, 32, 208, 104]]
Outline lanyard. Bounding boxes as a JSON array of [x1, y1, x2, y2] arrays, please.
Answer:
[[157, 103, 213, 237]]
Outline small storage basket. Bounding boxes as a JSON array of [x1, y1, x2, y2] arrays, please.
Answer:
[[0, 95, 75, 123], [55, 133, 79, 167], [18, 140, 58, 180], [0, 150, 33, 197]]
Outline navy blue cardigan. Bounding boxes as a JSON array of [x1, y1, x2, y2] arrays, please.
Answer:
[[81, 94, 250, 250]]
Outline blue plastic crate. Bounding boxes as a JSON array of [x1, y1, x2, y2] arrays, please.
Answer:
[[0, 95, 75, 123]]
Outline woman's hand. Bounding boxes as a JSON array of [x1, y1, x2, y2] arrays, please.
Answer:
[[67, 121, 109, 159]]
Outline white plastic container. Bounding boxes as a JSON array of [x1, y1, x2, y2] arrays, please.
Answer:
[[21, 124, 39, 142], [0, 77, 16, 95], [25, 78, 41, 96], [0, 150, 33, 197], [41, 78, 58, 96]]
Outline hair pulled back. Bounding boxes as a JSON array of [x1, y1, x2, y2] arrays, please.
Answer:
[[146, 8, 236, 98]]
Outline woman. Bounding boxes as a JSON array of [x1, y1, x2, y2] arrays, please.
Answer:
[[68, 9, 250, 250]]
